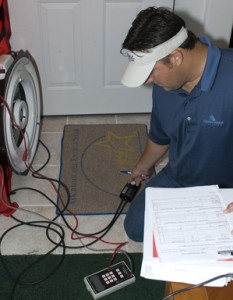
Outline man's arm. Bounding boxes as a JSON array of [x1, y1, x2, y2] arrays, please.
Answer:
[[131, 138, 169, 185]]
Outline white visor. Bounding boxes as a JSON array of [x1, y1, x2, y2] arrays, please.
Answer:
[[121, 27, 188, 87]]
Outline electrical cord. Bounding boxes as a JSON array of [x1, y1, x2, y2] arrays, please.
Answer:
[[12, 140, 132, 254], [3, 142, 131, 271], [11, 187, 131, 273], [11, 185, 128, 249], [117, 250, 135, 273], [30, 142, 118, 236], [29, 140, 130, 246], [162, 273, 233, 300], [10, 186, 133, 272], [34, 140, 51, 173], [0, 220, 66, 300]]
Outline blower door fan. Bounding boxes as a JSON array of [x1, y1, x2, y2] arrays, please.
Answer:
[[0, 50, 41, 174]]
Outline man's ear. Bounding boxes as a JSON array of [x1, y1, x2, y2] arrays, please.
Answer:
[[170, 49, 183, 66]]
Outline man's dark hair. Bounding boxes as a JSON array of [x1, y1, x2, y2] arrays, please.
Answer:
[[121, 7, 197, 53]]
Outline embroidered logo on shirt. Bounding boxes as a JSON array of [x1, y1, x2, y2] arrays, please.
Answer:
[[126, 53, 135, 62], [202, 114, 224, 127]]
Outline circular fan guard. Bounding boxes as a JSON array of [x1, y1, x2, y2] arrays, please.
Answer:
[[0, 51, 41, 174]]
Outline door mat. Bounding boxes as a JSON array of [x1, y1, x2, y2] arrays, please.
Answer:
[[57, 124, 148, 215]]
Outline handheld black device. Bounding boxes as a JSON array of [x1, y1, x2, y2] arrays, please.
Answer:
[[119, 181, 140, 202]]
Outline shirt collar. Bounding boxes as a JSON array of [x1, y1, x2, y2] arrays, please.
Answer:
[[198, 36, 221, 92], [173, 36, 221, 96]]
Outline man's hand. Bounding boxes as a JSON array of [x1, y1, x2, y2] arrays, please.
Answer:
[[223, 202, 233, 213], [223, 203, 233, 235], [131, 166, 154, 186], [130, 138, 169, 186]]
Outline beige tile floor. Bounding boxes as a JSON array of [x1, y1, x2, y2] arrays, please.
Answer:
[[0, 114, 161, 256]]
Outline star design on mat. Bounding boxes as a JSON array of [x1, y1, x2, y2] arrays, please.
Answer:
[[96, 131, 136, 157]]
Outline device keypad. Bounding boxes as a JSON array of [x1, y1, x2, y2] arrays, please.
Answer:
[[102, 268, 127, 285], [84, 261, 136, 299]]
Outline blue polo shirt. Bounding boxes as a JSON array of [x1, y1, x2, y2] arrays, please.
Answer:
[[149, 36, 233, 187]]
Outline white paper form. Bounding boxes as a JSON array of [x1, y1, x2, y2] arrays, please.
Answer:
[[140, 195, 233, 287], [146, 185, 233, 263]]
